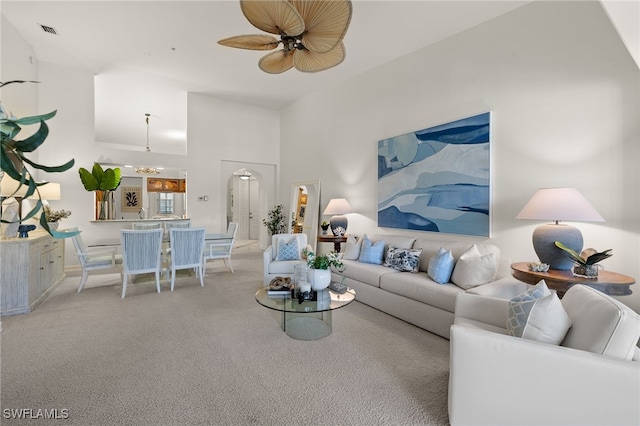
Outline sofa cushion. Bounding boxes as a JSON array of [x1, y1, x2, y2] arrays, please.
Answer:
[[379, 272, 463, 312], [384, 246, 423, 273], [359, 236, 385, 265], [561, 285, 640, 360], [275, 237, 299, 261], [507, 280, 571, 345], [427, 247, 455, 284], [368, 234, 416, 261], [340, 259, 399, 288], [343, 235, 362, 260], [268, 259, 307, 274], [413, 239, 501, 274], [451, 244, 498, 289]]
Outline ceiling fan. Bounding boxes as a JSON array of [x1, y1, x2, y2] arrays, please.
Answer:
[[218, 0, 352, 74]]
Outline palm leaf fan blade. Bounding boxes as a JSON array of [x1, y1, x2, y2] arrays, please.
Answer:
[[218, 34, 280, 51], [259, 50, 294, 74], [291, 0, 352, 53], [240, 0, 304, 36], [293, 41, 345, 73]]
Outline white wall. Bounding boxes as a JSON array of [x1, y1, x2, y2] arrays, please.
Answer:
[[280, 1, 640, 311], [186, 93, 280, 248]]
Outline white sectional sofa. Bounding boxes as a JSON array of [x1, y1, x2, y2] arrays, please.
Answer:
[[330, 234, 526, 339]]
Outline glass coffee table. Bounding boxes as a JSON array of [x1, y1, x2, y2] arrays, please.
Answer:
[[255, 286, 356, 340]]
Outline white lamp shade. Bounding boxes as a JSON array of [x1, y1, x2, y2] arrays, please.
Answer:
[[516, 188, 604, 223], [31, 182, 61, 200], [0, 174, 28, 197], [0, 175, 61, 200], [323, 198, 353, 215]]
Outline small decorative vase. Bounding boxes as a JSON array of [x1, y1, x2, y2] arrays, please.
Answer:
[[573, 264, 598, 278], [47, 222, 59, 231], [98, 200, 108, 220], [321, 225, 329, 236], [309, 268, 331, 291]]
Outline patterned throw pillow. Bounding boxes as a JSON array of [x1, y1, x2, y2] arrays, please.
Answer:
[[384, 246, 423, 273], [427, 247, 455, 284], [507, 280, 572, 345], [358, 236, 385, 265], [276, 238, 300, 261]]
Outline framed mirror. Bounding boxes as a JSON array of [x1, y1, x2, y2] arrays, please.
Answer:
[[289, 180, 320, 252]]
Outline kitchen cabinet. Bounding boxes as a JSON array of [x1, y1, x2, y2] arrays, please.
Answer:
[[147, 178, 186, 193]]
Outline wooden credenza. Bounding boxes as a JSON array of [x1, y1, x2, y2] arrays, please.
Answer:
[[1, 231, 65, 316]]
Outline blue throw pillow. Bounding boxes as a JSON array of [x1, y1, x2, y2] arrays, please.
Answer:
[[427, 247, 455, 284], [276, 238, 300, 261], [359, 236, 385, 265], [384, 246, 423, 273]]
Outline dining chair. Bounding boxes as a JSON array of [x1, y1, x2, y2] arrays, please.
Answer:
[[120, 228, 164, 299], [164, 220, 191, 233], [167, 227, 206, 291], [203, 222, 238, 275], [70, 227, 123, 293], [132, 222, 162, 230]]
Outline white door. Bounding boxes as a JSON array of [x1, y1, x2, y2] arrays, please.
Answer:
[[232, 175, 260, 240]]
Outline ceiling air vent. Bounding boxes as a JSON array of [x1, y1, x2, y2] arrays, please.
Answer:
[[39, 24, 58, 35]]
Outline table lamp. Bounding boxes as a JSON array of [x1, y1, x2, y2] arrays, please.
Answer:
[[516, 188, 604, 270], [323, 198, 353, 236]]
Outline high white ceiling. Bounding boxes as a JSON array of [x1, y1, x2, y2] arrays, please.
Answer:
[[2, 0, 563, 155]]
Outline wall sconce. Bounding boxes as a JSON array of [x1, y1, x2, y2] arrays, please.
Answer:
[[323, 198, 353, 236], [516, 187, 604, 270]]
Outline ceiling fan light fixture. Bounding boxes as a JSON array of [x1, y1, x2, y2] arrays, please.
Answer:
[[221, 0, 352, 74]]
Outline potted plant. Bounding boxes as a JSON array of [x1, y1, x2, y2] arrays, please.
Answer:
[[78, 163, 122, 220], [321, 221, 330, 235], [262, 204, 287, 236], [0, 80, 75, 235], [303, 249, 344, 290], [42, 206, 71, 231], [554, 241, 613, 278]]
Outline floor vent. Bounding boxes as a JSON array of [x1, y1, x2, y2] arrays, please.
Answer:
[[39, 24, 58, 35]]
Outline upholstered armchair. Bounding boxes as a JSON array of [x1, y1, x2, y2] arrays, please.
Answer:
[[448, 284, 640, 426], [263, 233, 311, 285]]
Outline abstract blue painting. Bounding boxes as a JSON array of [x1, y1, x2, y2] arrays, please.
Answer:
[[378, 112, 491, 237]]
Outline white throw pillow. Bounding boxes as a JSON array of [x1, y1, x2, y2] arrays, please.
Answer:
[[343, 235, 362, 260], [450, 244, 498, 289], [507, 280, 572, 345]]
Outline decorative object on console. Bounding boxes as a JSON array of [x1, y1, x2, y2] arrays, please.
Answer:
[[378, 112, 491, 237], [528, 262, 550, 272], [17, 224, 36, 238], [554, 242, 612, 278], [218, 0, 352, 74], [320, 221, 329, 235], [43, 206, 71, 231], [516, 187, 605, 270], [323, 198, 353, 236], [78, 163, 122, 220]]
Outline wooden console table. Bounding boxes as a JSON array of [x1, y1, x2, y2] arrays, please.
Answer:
[[511, 262, 635, 297], [317, 235, 347, 252]]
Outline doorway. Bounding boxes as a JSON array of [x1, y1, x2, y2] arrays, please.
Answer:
[[228, 169, 261, 252]]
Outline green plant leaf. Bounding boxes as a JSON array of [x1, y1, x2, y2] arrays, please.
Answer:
[[554, 241, 586, 265], [586, 249, 613, 265], [78, 167, 99, 191], [13, 120, 49, 152], [0, 80, 39, 88], [22, 156, 75, 173], [13, 110, 56, 125]]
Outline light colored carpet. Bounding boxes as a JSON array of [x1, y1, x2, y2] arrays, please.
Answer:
[[0, 252, 450, 425]]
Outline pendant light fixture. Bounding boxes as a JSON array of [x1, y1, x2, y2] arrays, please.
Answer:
[[144, 113, 151, 152]]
